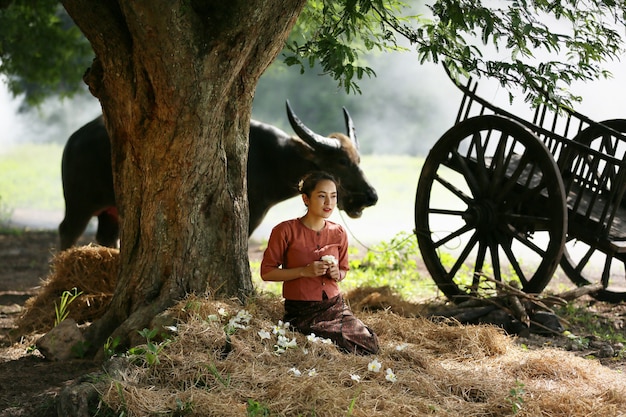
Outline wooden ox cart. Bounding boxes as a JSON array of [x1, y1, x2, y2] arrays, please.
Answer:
[[415, 68, 626, 303]]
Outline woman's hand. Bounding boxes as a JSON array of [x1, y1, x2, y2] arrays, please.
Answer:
[[325, 261, 341, 281], [302, 261, 329, 277]]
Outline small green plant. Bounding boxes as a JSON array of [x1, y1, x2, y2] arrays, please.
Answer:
[[127, 328, 171, 366], [113, 380, 128, 415], [173, 398, 194, 416], [506, 379, 526, 414], [103, 336, 122, 359], [345, 387, 362, 416], [343, 231, 435, 301], [54, 287, 83, 326], [358, 231, 418, 271], [563, 331, 590, 350], [71, 340, 90, 358], [247, 399, 270, 416], [182, 299, 202, 313], [206, 362, 231, 387]]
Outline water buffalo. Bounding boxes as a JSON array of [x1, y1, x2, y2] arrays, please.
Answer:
[[59, 101, 378, 249]]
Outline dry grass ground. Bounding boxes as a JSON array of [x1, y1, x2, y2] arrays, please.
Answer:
[[1, 232, 626, 416]]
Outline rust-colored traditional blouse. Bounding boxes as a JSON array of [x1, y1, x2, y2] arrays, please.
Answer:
[[260, 218, 349, 301]]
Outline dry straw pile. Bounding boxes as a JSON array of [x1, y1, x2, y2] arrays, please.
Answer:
[[16, 245, 118, 333], [99, 294, 626, 417]]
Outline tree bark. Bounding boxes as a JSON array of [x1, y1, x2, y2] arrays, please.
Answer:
[[61, 0, 306, 352]]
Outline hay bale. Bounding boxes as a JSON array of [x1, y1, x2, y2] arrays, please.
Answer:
[[17, 245, 118, 334]]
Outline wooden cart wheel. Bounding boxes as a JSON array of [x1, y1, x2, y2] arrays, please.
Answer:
[[560, 119, 626, 303], [415, 115, 567, 302]]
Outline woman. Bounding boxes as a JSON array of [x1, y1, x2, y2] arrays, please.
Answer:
[[260, 171, 379, 355]]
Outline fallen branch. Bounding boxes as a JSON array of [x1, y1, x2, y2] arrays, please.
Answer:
[[554, 283, 604, 301]]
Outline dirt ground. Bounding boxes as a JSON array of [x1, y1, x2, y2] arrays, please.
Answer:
[[0, 229, 625, 416]]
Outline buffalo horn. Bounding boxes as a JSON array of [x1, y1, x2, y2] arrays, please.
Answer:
[[342, 107, 359, 149], [286, 100, 341, 149]]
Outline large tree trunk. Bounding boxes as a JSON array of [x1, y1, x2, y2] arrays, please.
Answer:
[[61, 0, 306, 352]]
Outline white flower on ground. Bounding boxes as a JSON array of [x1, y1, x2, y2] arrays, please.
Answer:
[[235, 309, 252, 324], [305, 333, 333, 345], [274, 335, 298, 354], [395, 343, 408, 351], [273, 320, 289, 336], [350, 374, 361, 382], [277, 335, 298, 349], [258, 329, 271, 340], [368, 359, 382, 373], [385, 368, 397, 382], [307, 368, 317, 377], [227, 309, 253, 330], [228, 317, 247, 330], [217, 308, 228, 317], [289, 367, 302, 377]]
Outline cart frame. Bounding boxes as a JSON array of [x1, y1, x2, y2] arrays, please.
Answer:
[[415, 68, 626, 303]]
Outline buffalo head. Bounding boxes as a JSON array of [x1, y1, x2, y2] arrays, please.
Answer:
[[286, 101, 378, 218]]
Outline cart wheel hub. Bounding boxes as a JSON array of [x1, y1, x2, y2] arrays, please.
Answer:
[[464, 200, 498, 233]]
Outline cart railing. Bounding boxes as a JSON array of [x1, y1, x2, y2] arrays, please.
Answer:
[[447, 68, 626, 245]]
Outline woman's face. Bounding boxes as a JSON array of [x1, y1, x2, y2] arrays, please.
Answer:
[[303, 179, 337, 219]]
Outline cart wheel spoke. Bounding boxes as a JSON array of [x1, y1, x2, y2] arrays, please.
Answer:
[[487, 131, 510, 195], [494, 151, 532, 200], [499, 239, 530, 287], [510, 230, 546, 257], [469, 241, 486, 288], [429, 208, 468, 217], [432, 223, 475, 249], [448, 232, 479, 278], [434, 174, 473, 204], [601, 256, 612, 288], [574, 246, 595, 274], [450, 149, 482, 197], [471, 131, 492, 190], [489, 242, 503, 283]]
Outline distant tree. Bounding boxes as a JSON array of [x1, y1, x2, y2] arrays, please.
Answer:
[[0, 0, 92, 106], [0, 1, 624, 354]]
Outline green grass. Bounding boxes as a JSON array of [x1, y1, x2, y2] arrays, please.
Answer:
[[0, 143, 64, 211], [557, 302, 626, 345], [0, 145, 424, 242]]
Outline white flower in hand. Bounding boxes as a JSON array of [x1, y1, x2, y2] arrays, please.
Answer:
[[320, 255, 337, 264]]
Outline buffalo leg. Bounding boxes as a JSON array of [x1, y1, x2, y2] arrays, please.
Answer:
[[96, 208, 120, 248], [59, 211, 93, 250]]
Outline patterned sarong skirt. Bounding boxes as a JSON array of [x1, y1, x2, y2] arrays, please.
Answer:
[[284, 294, 379, 355]]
